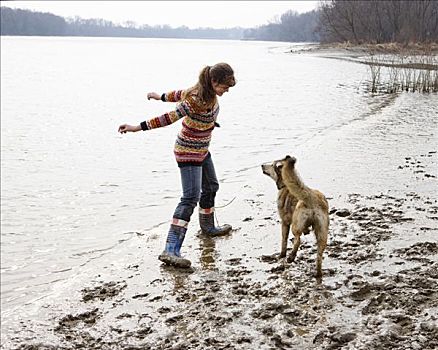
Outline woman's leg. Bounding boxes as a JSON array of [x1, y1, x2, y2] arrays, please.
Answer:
[[159, 165, 202, 268], [199, 153, 219, 209], [174, 165, 202, 221], [199, 154, 232, 236]]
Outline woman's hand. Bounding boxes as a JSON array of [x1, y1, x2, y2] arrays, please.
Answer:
[[147, 92, 161, 100], [118, 124, 141, 133]]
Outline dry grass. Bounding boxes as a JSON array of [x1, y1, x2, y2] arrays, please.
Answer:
[[321, 42, 438, 55], [361, 43, 438, 94]]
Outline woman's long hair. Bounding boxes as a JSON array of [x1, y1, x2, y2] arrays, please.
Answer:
[[185, 63, 236, 108]]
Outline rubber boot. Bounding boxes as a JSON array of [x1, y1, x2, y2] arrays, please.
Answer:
[[199, 208, 232, 236], [158, 224, 191, 268]]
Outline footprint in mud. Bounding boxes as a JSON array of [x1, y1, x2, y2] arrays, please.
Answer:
[[313, 329, 357, 349], [159, 264, 196, 274], [81, 281, 127, 302], [349, 283, 374, 302], [268, 264, 286, 273], [135, 326, 153, 339], [132, 292, 149, 299], [358, 265, 437, 318], [225, 257, 242, 266], [393, 241, 437, 261], [331, 208, 351, 217], [399, 152, 437, 179], [260, 253, 279, 263], [332, 194, 419, 255], [55, 308, 100, 333], [226, 266, 251, 278], [251, 301, 290, 320]]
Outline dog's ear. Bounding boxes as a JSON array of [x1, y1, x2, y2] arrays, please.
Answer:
[[284, 155, 296, 165]]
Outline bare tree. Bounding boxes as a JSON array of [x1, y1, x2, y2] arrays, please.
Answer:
[[318, 0, 438, 44]]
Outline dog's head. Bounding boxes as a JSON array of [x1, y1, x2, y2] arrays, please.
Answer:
[[261, 155, 296, 189]]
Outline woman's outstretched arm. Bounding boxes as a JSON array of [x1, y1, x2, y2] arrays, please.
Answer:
[[118, 95, 193, 133], [118, 124, 141, 133]]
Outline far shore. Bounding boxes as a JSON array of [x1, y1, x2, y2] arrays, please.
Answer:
[[296, 41, 438, 54], [290, 42, 438, 70]]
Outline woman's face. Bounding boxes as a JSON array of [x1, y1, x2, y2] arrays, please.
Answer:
[[212, 81, 230, 96]]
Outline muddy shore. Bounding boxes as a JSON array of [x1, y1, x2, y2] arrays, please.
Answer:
[[5, 148, 437, 349], [290, 42, 438, 56], [290, 42, 438, 71]]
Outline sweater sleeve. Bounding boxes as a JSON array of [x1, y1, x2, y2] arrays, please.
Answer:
[[140, 99, 192, 131], [161, 90, 184, 102]]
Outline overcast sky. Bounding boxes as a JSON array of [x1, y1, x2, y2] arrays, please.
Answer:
[[1, 1, 319, 28]]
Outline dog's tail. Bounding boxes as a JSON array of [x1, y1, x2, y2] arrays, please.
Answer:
[[281, 156, 315, 206]]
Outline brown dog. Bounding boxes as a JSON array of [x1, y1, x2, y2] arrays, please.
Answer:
[[261, 155, 329, 277]]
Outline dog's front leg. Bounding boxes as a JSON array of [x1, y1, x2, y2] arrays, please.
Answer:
[[280, 223, 290, 258]]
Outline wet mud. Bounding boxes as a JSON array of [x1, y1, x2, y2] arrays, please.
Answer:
[[11, 152, 438, 349]]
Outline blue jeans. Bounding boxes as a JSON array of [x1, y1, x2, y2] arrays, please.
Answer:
[[173, 154, 219, 222]]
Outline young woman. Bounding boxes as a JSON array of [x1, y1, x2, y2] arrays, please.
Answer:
[[118, 63, 236, 268]]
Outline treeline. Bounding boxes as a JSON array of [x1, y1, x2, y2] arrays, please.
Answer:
[[1, 3, 438, 43], [0, 6, 317, 42], [0, 7, 244, 40], [242, 10, 320, 42], [319, 0, 438, 43], [1, 7, 67, 36], [66, 17, 245, 39]]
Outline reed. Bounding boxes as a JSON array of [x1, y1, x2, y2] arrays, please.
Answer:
[[365, 46, 438, 94], [367, 54, 382, 93]]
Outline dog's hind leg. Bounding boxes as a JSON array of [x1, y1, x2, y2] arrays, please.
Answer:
[[315, 224, 328, 278], [280, 223, 290, 258], [288, 210, 308, 263], [287, 231, 301, 263]]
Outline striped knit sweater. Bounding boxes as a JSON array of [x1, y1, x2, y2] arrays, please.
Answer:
[[140, 90, 219, 166]]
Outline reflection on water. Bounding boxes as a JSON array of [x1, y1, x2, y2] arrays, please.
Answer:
[[160, 265, 192, 295], [198, 234, 219, 271]]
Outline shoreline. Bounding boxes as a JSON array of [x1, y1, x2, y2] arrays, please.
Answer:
[[290, 42, 438, 70], [4, 125, 438, 350], [5, 169, 437, 349], [291, 42, 438, 54]]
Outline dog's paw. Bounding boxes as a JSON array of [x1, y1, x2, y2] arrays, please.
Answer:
[[286, 254, 296, 263], [314, 270, 323, 279], [260, 254, 279, 263]]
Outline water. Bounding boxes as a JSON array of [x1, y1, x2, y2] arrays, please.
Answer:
[[1, 37, 437, 340]]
